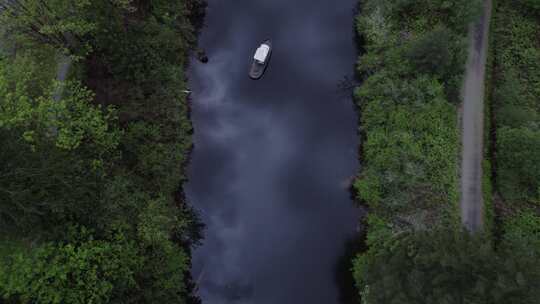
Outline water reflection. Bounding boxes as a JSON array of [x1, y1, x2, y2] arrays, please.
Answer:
[[186, 1, 361, 303]]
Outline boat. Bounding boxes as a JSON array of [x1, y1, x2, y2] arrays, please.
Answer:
[[249, 39, 272, 80]]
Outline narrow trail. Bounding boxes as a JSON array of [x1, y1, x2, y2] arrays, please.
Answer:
[[53, 55, 72, 100], [460, 0, 492, 233], [49, 54, 72, 136]]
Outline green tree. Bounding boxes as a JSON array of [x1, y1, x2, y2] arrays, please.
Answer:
[[406, 27, 453, 76], [0, 229, 142, 304], [522, 0, 540, 10], [353, 230, 540, 304], [0, 55, 120, 236], [497, 127, 540, 203], [503, 211, 540, 252], [0, 1, 204, 303], [0, 0, 96, 56]]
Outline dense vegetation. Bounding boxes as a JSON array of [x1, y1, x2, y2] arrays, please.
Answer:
[[0, 0, 205, 303], [353, 0, 478, 244], [485, 1, 540, 300], [352, 0, 540, 302], [490, 0, 540, 206], [354, 228, 539, 303]]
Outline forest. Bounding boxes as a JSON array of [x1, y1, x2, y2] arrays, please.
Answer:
[[1, 0, 539, 303], [489, 0, 540, 210], [0, 0, 205, 303], [352, 0, 540, 302]]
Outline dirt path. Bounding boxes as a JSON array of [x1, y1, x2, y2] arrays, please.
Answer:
[[53, 55, 72, 100], [460, 0, 492, 233]]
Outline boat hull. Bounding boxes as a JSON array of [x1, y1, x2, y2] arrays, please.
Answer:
[[249, 40, 272, 80]]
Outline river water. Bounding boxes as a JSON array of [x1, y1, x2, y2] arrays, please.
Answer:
[[186, 1, 361, 303]]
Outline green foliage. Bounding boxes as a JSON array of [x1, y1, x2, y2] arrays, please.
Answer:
[[482, 160, 495, 232], [353, 0, 469, 228], [497, 104, 537, 129], [0, 128, 107, 236], [131, 198, 191, 303], [0, 52, 121, 236], [361, 0, 481, 35], [0, 229, 141, 304], [0, 0, 97, 56], [406, 27, 453, 75], [355, 75, 458, 216], [497, 127, 540, 203], [405, 26, 467, 99], [503, 211, 540, 252], [522, 0, 540, 10], [123, 120, 190, 194], [351, 1, 540, 301], [491, 0, 540, 205], [353, 229, 540, 304], [349, 0, 530, 301], [362, 215, 392, 250], [0, 51, 119, 153], [137, 242, 190, 303], [0, 0, 205, 302]]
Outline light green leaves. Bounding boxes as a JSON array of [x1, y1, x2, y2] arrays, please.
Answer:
[[1, 231, 141, 304], [0, 0, 97, 56]]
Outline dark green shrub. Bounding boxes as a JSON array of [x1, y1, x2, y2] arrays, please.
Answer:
[[497, 127, 540, 203]]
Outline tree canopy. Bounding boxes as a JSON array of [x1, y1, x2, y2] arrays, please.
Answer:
[[0, 0, 205, 303], [354, 229, 540, 304]]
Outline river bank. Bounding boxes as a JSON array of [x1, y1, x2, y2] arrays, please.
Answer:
[[351, 0, 475, 244], [351, 0, 540, 301], [351, 0, 479, 300], [0, 1, 207, 302]]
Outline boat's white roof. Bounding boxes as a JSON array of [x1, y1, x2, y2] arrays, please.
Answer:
[[254, 44, 270, 62]]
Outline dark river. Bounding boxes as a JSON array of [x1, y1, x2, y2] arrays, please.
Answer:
[[185, 1, 361, 303]]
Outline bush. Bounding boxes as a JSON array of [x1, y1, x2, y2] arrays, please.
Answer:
[[353, 229, 540, 304], [0, 1, 203, 303], [491, 0, 540, 206], [354, 73, 458, 218], [497, 127, 540, 204], [406, 27, 453, 76], [522, 0, 540, 10], [1, 230, 141, 304]]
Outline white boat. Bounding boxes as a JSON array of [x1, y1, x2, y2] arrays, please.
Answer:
[[249, 39, 272, 80]]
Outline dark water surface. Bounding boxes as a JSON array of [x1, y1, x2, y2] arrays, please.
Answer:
[[186, 1, 360, 303]]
